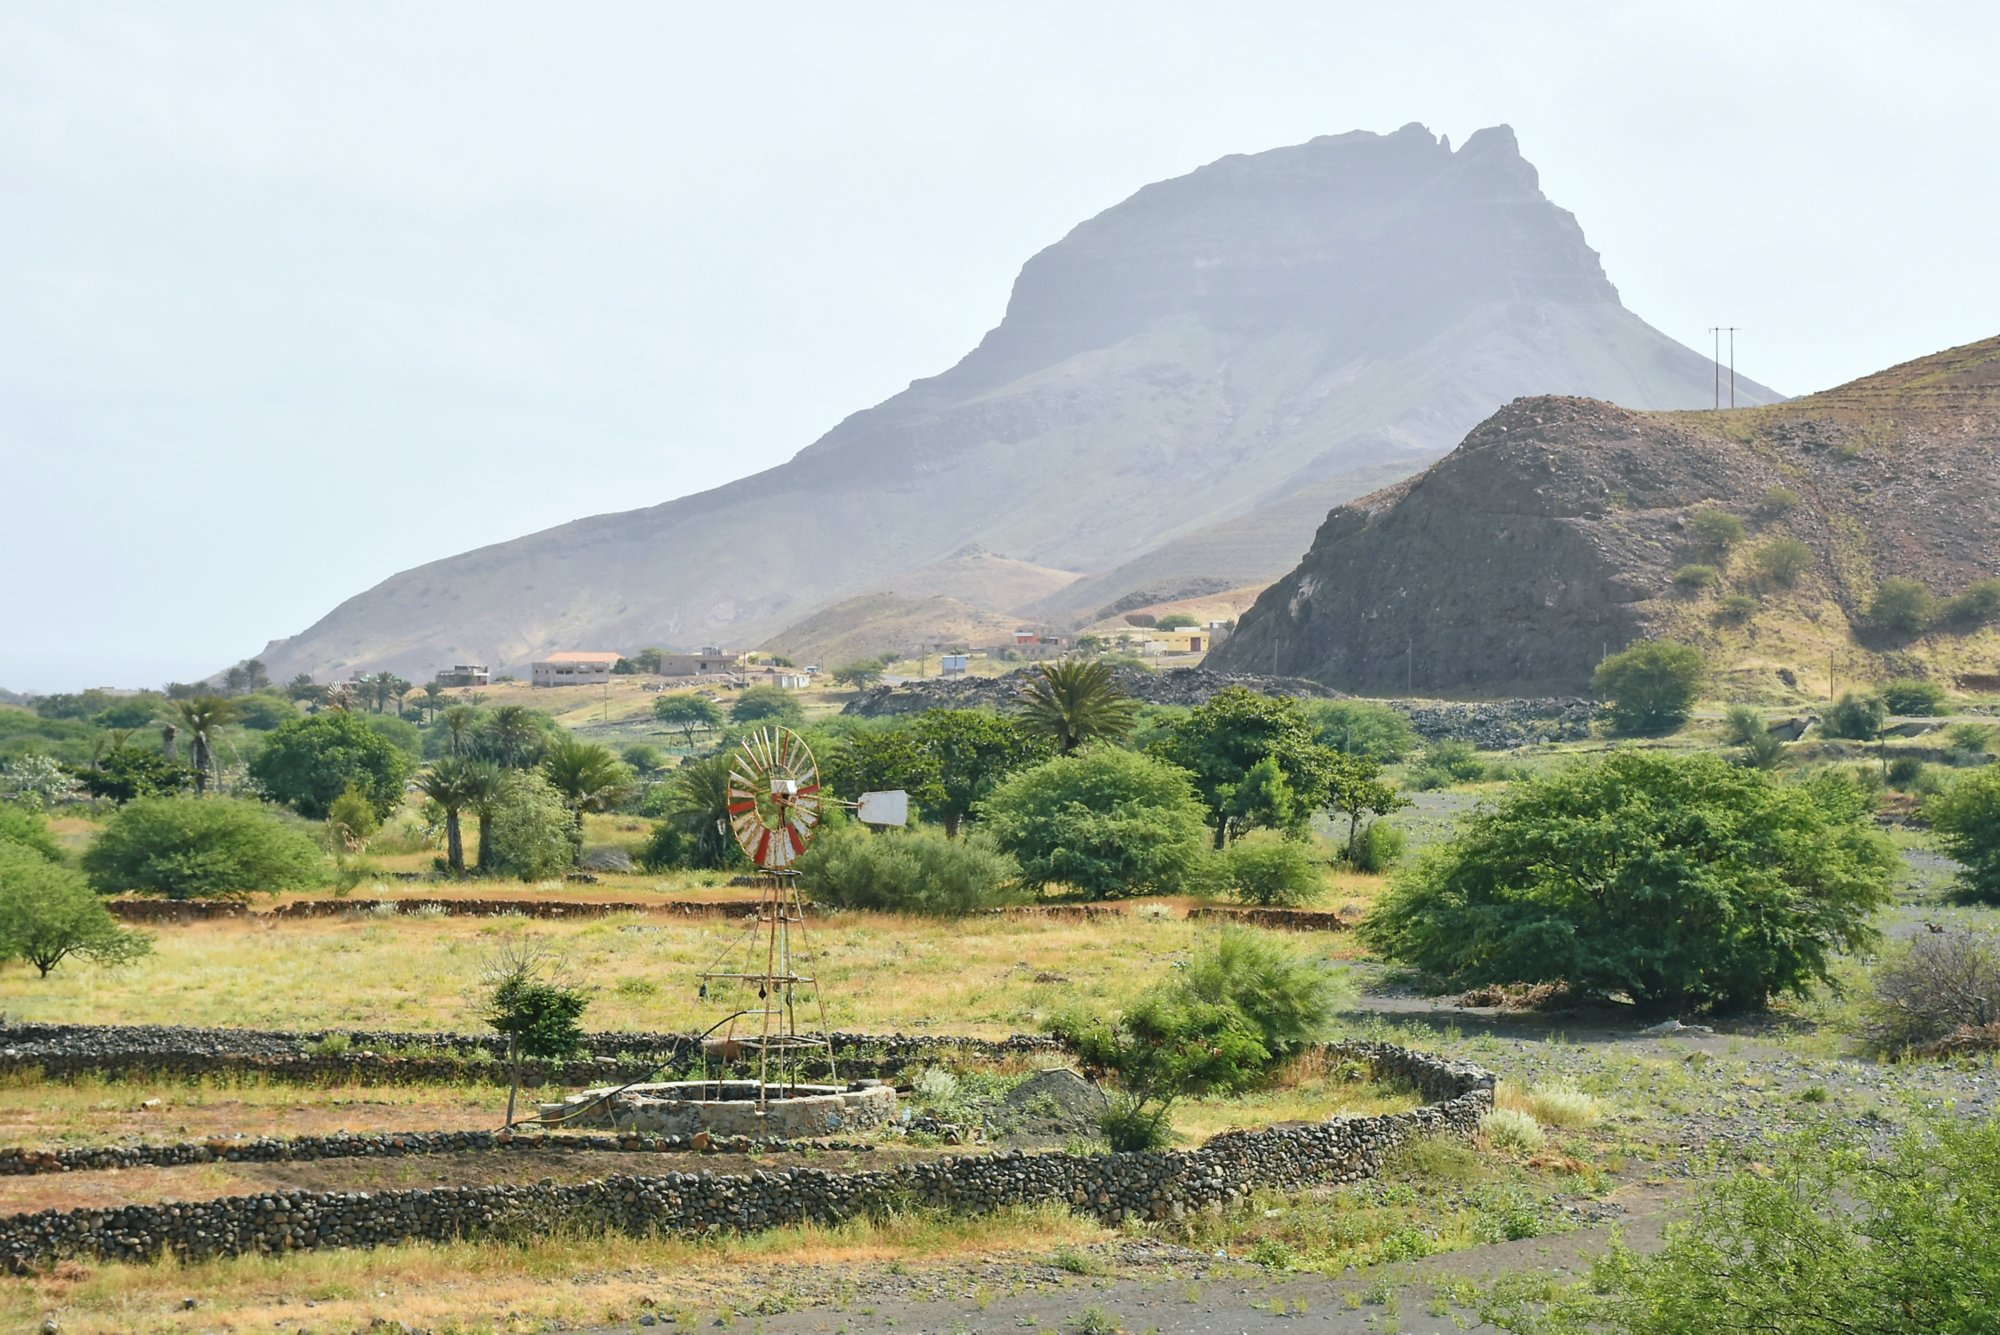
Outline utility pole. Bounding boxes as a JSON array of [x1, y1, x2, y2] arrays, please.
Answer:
[[1724, 327, 1741, 408], [1708, 326, 1721, 411]]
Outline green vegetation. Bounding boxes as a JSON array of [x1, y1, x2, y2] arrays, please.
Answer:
[[1866, 576, 1933, 635], [1513, 1120, 2000, 1335], [1712, 592, 1758, 623], [645, 755, 741, 871], [1303, 699, 1418, 762], [1939, 578, 2000, 629], [0, 843, 152, 977], [1362, 752, 1893, 1012], [1222, 836, 1324, 907], [479, 946, 590, 1126], [1013, 660, 1139, 755], [979, 745, 1212, 899], [1751, 536, 1814, 586], [249, 710, 416, 819], [1688, 508, 1745, 550], [540, 737, 636, 852], [1757, 485, 1799, 517], [1823, 691, 1888, 740], [1151, 687, 1332, 846], [1860, 930, 2000, 1053], [729, 684, 804, 727], [797, 824, 1020, 914], [480, 771, 575, 881], [0, 804, 61, 861], [651, 693, 723, 748], [1927, 767, 2000, 903], [1880, 677, 1947, 715], [1591, 640, 1705, 735], [1672, 563, 1719, 593], [81, 796, 324, 900]]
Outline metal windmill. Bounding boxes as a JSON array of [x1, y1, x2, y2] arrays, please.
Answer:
[[696, 724, 907, 1103]]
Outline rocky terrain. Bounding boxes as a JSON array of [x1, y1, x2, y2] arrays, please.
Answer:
[[842, 667, 1342, 717], [253, 124, 1773, 681], [1213, 335, 2000, 694]]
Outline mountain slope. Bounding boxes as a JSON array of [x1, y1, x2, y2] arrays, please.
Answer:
[[1210, 336, 2000, 695], [256, 123, 1777, 680]]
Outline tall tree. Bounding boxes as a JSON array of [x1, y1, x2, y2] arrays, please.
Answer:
[[169, 695, 235, 795], [417, 759, 478, 875], [222, 665, 249, 695], [481, 706, 542, 769], [241, 659, 271, 691], [462, 759, 505, 874], [1014, 661, 1139, 755], [911, 709, 1045, 835], [1149, 687, 1336, 846], [285, 673, 321, 703], [419, 681, 447, 723], [652, 694, 723, 749], [441, 704, 480, 757], [658, 755, 739, 869], [541, 737, 636, 857]]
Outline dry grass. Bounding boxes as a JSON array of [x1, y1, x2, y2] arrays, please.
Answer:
[[1496, 1081, 1604, 1130], [0, 1202, 1112, 1334], [0, 911, 1284, 1035], [1175, 1049, 1422, 1140]]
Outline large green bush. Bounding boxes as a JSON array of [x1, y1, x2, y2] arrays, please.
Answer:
[[82, 796, 324, 900], [1360, 752, 1893, 1012], [1881, 677, 1948, 716], [0, 803, 61, 861], [1927, 767, 2000, 904], [1824, 691, 1888, 740], [1223, 836, 1323, 907], [978, 746, 1213, 899], [797, 824, 1020, 914], [1591, 640, 1706, 734], [1303, 700, 1418, 762], [480, 772, 576, 881], [1867, 577, 1934, 635], [248, 711, 415, 819]]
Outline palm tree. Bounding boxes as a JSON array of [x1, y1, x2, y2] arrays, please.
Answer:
[[460, 760, 505, 874], [660, 755, 739, 869], [159, 723, 178, 761], [242, 659, 270, 691], [1014, 660, 1139, 754], [222, 665, 249, 696], [420, 682, 447, 723], [170, 695, 235, 795], [389, 676, 413, 718], [542, 737, 636, 857], [482, 706, 540, 768], [441, 705, 480, 758], [417, 759, 477, 875]]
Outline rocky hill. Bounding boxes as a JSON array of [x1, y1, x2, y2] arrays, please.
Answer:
[[254, 123, 1775, 681], [1210, 336, 2000, 696]]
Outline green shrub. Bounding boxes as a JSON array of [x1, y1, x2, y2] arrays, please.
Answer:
[[0, 804, 61, 861], [248, 711, 415, 820], [481, 772, 575, 881], [1722, 704, 1766, 746], [1940, 578, 2000, 629], [1592, 640, 1706, 735], [1531, 1119, 2000, 1334], [1223, 837, 1323, 907], [0, 843, 153, 977], [1361, 751, 1893, 1012], [1945, 723, 1993, 757], [1881, 678, 1948, 716], [1714, 593, 1759, 624], [797, 824, 1021, 915], [1927, 767, 2000, 904], [1758, 486, 1800, 517], [1418, 738, 1486, 782], [1885, 755, 1928, 790], [1689, 508, 1746, 550], [1350, 820, 1407, 873], [81, 796, 324, 900], [635, 822, 690, 872], [1752, 537, 1814, 586], [978, 746, 1214, 900], [1867, 578, 1933, 635], [1480, 1107, 1544, 1151], [1824, 691, 1889, 740], [1673, 564, 1720, 593]]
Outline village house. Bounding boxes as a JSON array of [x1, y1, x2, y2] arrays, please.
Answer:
[[530, 651, 623, 687], [433, 664, 490, 687], [656, 648, 746, 677]]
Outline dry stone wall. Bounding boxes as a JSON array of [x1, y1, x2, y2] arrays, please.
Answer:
[[0, 1041, 1490, 1269]]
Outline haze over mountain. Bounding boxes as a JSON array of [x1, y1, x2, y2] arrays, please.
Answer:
[[1211, 336, 2000, 696], [255, 123, 1777, 681]]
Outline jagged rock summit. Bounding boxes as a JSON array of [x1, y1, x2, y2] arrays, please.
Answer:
[[256, 124, 1776, 680], [1210, 336, 2000, 695]]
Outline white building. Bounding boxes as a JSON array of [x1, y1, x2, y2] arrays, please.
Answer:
[[530, 651, 622, 687]]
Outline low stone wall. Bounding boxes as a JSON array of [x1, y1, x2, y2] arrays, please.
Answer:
[[0, 1022, 1066, 1087], [0, 1041, 1491, 1269], [1187, 906, 1349, 932], [106, 897, 768, 925]]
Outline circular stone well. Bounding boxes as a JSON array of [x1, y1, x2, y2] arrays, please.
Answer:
[[538, 1080, 896, 1139]]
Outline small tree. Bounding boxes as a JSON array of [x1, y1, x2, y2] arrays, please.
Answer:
[[0, 844, 153, 977], [82, 795, 324, 900], [1881, 678, 1948, 716], [481, 771, 575, 881], [1928, 767, 2000, 904], [1155, 613, 1199, 630], [910, 709, 1046, 835], [1303, 700, 1418, 762], [1150, 687, 1337, 846], [325, 782, 381, 852], [1592, 640, 1706, 734], [541, 738, 636, 858], [75, 748, 198, 804], [416, 762, 477, 873], [1689, 508, 1746, 551], [1323, 750, 1409, 864], [479, 946, 590, 1126], [831, 662, 886, 690], [249, 710, 414, 819], [730, 685, 804, 727], [1224, 836, 1323, 907], [652, 694, 724, 748]]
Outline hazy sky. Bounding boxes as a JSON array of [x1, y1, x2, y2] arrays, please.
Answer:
[[4, 2, 1996, 693]]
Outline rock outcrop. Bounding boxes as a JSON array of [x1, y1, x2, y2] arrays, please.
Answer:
[[1211, 336, 2000, 694]]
